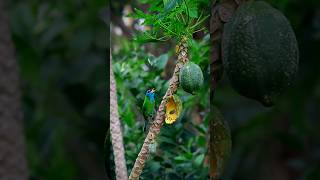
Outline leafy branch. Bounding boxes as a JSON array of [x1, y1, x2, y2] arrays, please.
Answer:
[[129, 0, 209, 43], [129, 36, 189, 180], [127, 0, 210, 179]]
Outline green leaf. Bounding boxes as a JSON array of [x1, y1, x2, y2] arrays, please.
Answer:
[[160, 136, 176, 145], [123, 108, 135, 127], [194, 154, 205, 167], [132, 8, 148, 19], [174, 155, 187, 161], [188, 6, 198, 18], [149, 161, 161, 172], [153, 54, 169, 70], [134, 31, 166, 44], [185, 152, 193, 160], [164, 0, 183, 14], [197, 136, 206, 147]]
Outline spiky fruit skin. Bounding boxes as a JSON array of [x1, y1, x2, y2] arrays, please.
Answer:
[[179, 62, 204, 94], [222, 1, 299, 106]]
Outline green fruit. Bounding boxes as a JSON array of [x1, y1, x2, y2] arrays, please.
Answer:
[[179, 62, 204, 94], [222, 1, 299, 106]]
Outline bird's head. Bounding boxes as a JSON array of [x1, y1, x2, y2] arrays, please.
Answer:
[[146, 88, 156, 101]]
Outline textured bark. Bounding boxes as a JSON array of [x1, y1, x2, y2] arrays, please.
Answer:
[[210, 0, 238, 102], [110, 57, 129, 180], [129, 37, 189, 180], [209, 0, 245, 179], [0, 1, 28, 179]]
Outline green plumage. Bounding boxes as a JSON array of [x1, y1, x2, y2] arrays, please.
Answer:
[[142, 89, 155, 132]]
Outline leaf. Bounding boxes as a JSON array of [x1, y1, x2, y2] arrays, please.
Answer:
[[134, 31, 165, 44], [197, 136, 206, 147], [185, 152, 193, 160], [188, 6, 198, 18], [160, 136, 176, 145], [122, 106, 135, 127], [132, 8, 149, 19], [174, 155, 187, 161], [40, 18, 68, 46], [149, 161, 161, 172], [164, 0, 183, 14], [194, 154, 205, 167], [153, 54, 169, 70]]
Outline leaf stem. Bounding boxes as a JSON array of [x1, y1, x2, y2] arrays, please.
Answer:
[[190, 15, 209, 30], [157, 20, 179, 36], [183, 0, 190, 25]]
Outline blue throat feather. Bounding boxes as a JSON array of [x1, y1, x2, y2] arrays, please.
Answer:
[[146, 92, 155, 102]]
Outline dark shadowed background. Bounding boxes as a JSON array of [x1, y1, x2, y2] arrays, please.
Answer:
[[8, 0, 108, 179]]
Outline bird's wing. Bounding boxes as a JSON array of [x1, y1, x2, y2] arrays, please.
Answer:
[[142, 97, 149, 119]]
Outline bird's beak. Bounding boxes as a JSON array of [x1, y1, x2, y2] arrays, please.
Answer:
[[151, 88, 156, 93]]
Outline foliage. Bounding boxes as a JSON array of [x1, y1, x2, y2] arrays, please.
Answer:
[[9, 0, 106, 179], [112, 0, 320, 179], [129, 0, 209, 43], [112, 33, 210, 178]]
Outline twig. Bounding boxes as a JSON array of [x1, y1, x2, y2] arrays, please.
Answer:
[[110, 56, 129, 180], [129, 37, 189, 180]]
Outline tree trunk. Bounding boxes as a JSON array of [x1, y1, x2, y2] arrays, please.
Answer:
[[0, 1, 28, 179], [110, 56, 128, 180], [209, 0, 244, 179]]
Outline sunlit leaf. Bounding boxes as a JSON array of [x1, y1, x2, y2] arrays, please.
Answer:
[[194, 154, 205, 167], [164, 0, 183, 14], [188, 6, 198, 18]]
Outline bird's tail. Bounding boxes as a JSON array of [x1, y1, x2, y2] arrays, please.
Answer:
[[143, 115, 154, 132], [143, 121, 147, 132]]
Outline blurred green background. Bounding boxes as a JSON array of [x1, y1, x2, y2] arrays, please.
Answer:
[[9, 0, 107, 179], [111, 0, 320, 180]]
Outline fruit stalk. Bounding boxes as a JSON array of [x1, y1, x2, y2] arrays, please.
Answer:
[[129, 37, 189, 180]]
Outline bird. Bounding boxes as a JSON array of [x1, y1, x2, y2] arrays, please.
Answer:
[[142, 88, 156, 132]]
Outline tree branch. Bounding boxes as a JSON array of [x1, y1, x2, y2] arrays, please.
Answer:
[[110, 56, 129, 180], [129, 37, 189, 180]]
